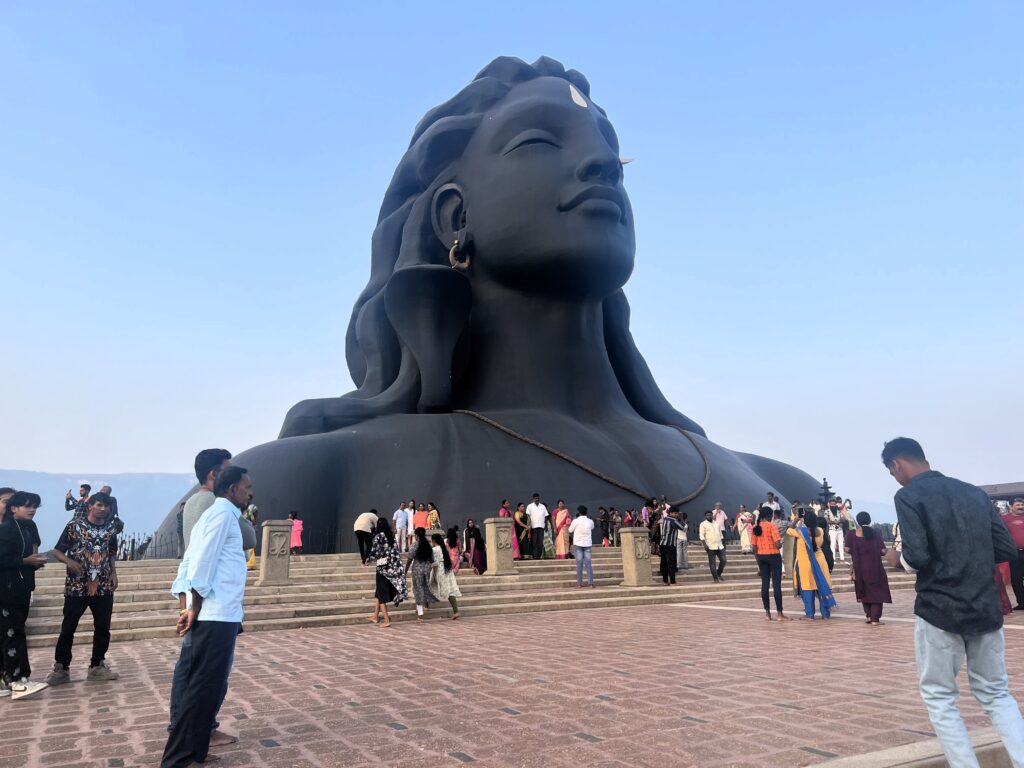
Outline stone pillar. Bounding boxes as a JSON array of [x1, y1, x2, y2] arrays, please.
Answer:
[[483, 517, 515, 575], [619, 527, 653, 587], [257, 519, 293, 586]]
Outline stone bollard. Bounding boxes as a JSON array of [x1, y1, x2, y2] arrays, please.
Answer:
[[483, 517, 515, 575], [619, 527, 653, 587], [257, 519, 293, 586], [426, 528, 445, 542]]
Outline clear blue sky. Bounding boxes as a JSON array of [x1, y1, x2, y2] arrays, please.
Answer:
[[2, 2, 1021, 513]]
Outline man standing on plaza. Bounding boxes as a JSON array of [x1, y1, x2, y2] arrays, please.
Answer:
[[882, 437, 1024, 767], [825, 498, 845, 564], [45, 491, 120, 686], [183, 448, 233, 550], [353, 509, 379, 564], [526, 494, 549, 560], [1002, 497, 1024, 611], [162, 466, 250, 768], [392, 502, 410, 553], [699, 510, 726, 582], [64, 482, 90, 516]]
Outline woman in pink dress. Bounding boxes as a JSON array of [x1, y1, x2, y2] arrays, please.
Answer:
[[445, 527, 462, 574], [497, 499, 520, 560], [288, 511, 304, 554], [552, 500, 571, 559]]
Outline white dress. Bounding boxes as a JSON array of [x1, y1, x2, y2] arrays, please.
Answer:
[[430, 545, 462, 600]]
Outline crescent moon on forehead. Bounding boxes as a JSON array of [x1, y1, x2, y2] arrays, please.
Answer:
[[568, 83, 588, 108]]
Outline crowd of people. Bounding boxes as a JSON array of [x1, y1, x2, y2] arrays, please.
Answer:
[[0, 483, 124, 701], [5, 436, 1024, 768]]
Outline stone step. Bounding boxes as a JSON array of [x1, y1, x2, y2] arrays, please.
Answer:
[[27, 562, 799, 615], [25, 578, 911, 648]]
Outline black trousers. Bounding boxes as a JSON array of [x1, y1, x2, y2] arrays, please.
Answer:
[[355, 530, 373, 563], [161, 620, 239, 768], [531, 528, 545, 560], [1010, 550, 1024, 608], [756, 553, 783, 612], [706, 548, 726, 579], [660, 545, 678, 584], [0, 599, 31, 682], [55, 594, 114, 668]]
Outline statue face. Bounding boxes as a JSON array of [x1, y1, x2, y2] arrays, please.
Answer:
[[460, 77, 636, 298]]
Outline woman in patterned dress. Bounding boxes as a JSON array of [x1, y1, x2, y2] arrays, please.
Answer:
[[368, 517, 407, 628], [430, 533, 462, 620], [405, 527, 438, 622]]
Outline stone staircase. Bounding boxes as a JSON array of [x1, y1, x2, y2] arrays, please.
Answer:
[[26, 545, 916, 647]]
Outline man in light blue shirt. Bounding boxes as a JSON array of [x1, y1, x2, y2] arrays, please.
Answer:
[[393, 502, 410, 552], [161, 466, 250, 768]]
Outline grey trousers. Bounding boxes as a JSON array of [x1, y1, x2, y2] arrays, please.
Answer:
[[676, 540, 688, 569], [914, 616, 1024, 768]]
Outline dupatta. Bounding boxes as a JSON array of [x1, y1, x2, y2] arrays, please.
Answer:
[[796, 527, 837, 610]]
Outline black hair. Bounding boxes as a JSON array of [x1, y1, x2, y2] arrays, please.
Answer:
[[80, 483, 92, 492], [577, 505, 588, 516], [375, 515, 394, 544], [194, 448, 232, 484], [856, 511, 875, 539], [431, 533, 453, 571], [881, 437, 926, 466], [532, 493, 540, 498], [7, 491, 41, 510], [681, 512, 688, 521], [213, 466, 248, 497], [88, 491, 113, 509], [446, 526, 459, 548], [753, 506, 772, 536], [804, 511, 820, 551], [413, 527, 433, 562], [0, 489, 15, 528], [288, 510, 299, 519], [369, 508, 378, 515]]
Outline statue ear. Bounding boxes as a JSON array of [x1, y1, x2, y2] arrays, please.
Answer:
[[384, 265, 471, 413], [431, 183, 465, 249]]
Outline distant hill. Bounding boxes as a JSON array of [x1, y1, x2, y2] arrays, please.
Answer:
[[0, 469, 195, 553]]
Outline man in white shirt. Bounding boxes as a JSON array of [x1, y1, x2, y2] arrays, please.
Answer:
[[526, 494, 549, 560], [353, 510, 379, 565], [699, 510, 727, 582], [161, 466, 250, 768], [712, 502, 728, 541], [764, 492, 782, 513], [825, 499, 845, 563], [568, 505, 596, 587], [392, 503, 409, 553]]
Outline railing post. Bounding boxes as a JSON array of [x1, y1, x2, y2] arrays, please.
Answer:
[[619, 527, 653, 587], [257, 519, 293, 586], [483, 517, 515, 575]]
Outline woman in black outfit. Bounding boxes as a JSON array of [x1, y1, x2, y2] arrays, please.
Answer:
[[0, 489, 49, 699]]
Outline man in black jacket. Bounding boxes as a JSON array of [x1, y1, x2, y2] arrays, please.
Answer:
[[882, 437, 1024, 767]]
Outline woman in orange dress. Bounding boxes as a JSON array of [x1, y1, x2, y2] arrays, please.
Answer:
[[552, 500, 571, 559]]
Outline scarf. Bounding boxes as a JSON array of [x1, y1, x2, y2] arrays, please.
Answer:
[[796, 527, 837, 610]]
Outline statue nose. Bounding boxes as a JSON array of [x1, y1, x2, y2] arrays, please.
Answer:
[[576, 150, 622, 185]]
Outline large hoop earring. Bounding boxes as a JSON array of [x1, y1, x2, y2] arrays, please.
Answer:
[[448, 239, 470, 272]]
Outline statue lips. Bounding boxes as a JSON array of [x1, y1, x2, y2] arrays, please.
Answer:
[[558, 185, 627, 223]]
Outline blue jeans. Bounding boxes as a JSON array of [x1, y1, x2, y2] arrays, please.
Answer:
[[167, 628, 233, 733], [800, 590, 831, 619], [575, 546, 594, 585], [915, 617, 1024, 768]]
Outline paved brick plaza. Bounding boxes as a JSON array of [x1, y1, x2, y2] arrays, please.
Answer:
[[8, 589, 1024, 768]]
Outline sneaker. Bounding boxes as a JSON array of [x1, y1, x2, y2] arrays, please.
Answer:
[[10, 678, 48, 700], [87, 661, 119, 682], [44, 664, 71, 687]]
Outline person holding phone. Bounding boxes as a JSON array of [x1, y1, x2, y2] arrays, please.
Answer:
[[1, 489, 49, 700]]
